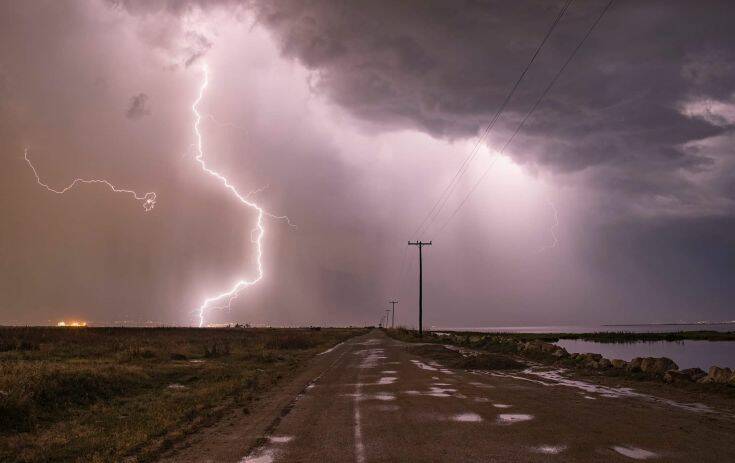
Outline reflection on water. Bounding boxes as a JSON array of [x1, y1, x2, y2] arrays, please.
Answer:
[[554, 339, 735, 370]]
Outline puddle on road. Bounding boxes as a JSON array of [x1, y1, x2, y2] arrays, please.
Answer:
[[492, 404, 512, 409], [240, 449, 275, 463], [427, 386, 457, 397], [378, 376, 397, 385], [318, 341, 345, 356], [241, 433, 293, 462], [403, 386, 458, 398], [344, 392, 396, 401], [359, 349, 387, 369], [410, 360, 438, 371], [269, 436, 293, 444], [469, 381, 494, 389], [381, 370, 397, 374], [474, 397, 490, 403], [612, 446, 659, 460], [443, 344, 478, 357], [497, 414, 534, 424], [532, 445, 567, 454], [453, 413, 483, 422], [487, 368, 715, 414]]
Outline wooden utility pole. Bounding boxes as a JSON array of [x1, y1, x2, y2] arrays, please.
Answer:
[[388, 300, 398, 328], [408, 241, 432, 336]]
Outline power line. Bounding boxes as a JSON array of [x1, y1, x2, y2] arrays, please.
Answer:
[[436, 0, 615, 234], [411, 0, 574, 240]]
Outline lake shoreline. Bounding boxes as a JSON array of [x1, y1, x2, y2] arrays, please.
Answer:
[[435, 329, 735, 342]]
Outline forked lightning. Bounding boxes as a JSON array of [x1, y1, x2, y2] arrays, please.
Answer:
[[25, 64, 291, 327]]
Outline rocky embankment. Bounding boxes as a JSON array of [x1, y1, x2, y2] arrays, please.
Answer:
[[437, 333, 735, 387]]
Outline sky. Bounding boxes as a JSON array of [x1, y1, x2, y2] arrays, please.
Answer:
[[1, 0, 734, 327]]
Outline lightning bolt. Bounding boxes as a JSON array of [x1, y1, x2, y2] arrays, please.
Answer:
[[538, 198, 559, 253], [25, 64, 292, 327], [192, 64, 292, 327], [24, 148, 157, 211]]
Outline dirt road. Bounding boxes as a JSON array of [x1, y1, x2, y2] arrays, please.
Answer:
[[160, 330, 735, 462]]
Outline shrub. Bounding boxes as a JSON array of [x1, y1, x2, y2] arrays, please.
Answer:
[[0, 365, 142, 434]]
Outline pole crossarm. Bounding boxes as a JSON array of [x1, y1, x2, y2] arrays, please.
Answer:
[[389, 300, 398, 328]]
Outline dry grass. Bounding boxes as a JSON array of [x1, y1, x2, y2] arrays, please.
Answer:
[[0, 326, 365, 462]]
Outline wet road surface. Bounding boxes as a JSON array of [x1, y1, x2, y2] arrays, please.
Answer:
[[167, 330, 735, 462]]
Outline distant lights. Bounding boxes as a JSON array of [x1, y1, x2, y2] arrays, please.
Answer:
[[57, 321, 87, 327]]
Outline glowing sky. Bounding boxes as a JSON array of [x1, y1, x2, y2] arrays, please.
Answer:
[[1, 1, 734, 326]]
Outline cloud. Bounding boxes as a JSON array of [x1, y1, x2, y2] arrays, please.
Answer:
[[246, 0, 735, 218], [125, 93, 151, 119]]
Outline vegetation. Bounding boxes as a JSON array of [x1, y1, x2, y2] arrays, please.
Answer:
[[0, 326, 365, 463], [389, 329, 523, 370]]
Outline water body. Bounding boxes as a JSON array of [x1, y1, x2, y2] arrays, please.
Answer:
[[438, 323, 735, 334], [439, 324, 735, 370], [554, 339, 735, 370]]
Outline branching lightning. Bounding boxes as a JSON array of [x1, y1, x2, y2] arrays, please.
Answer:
[[25, 64, 292, 327], [24, 148, 157, 211], [193, 65, 261, 326], [192, 65, 293, 327]]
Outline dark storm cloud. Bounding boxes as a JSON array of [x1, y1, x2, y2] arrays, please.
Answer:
[[182, 31, 213, 67], [245, 0, 735, 214], [126, 92, 151, 119], [105, 0, 735, 215]]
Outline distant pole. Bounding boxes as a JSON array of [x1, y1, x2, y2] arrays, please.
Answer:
[[408, 241, 432, 336], [389, 300, 398, 328], [385, 309, 390, 329]]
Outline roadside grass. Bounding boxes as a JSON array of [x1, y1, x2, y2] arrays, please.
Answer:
[[0, 327, 365, 463], [383, 328, 441, 345], [389, 330, 523, 370]]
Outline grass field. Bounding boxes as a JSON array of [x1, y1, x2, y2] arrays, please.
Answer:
[[0, 326, 366, 463]]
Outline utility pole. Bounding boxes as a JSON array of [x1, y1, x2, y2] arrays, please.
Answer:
[[408, 241, 432, 336], [385, 309, 390, 329], [389, 300, 398, 328]]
